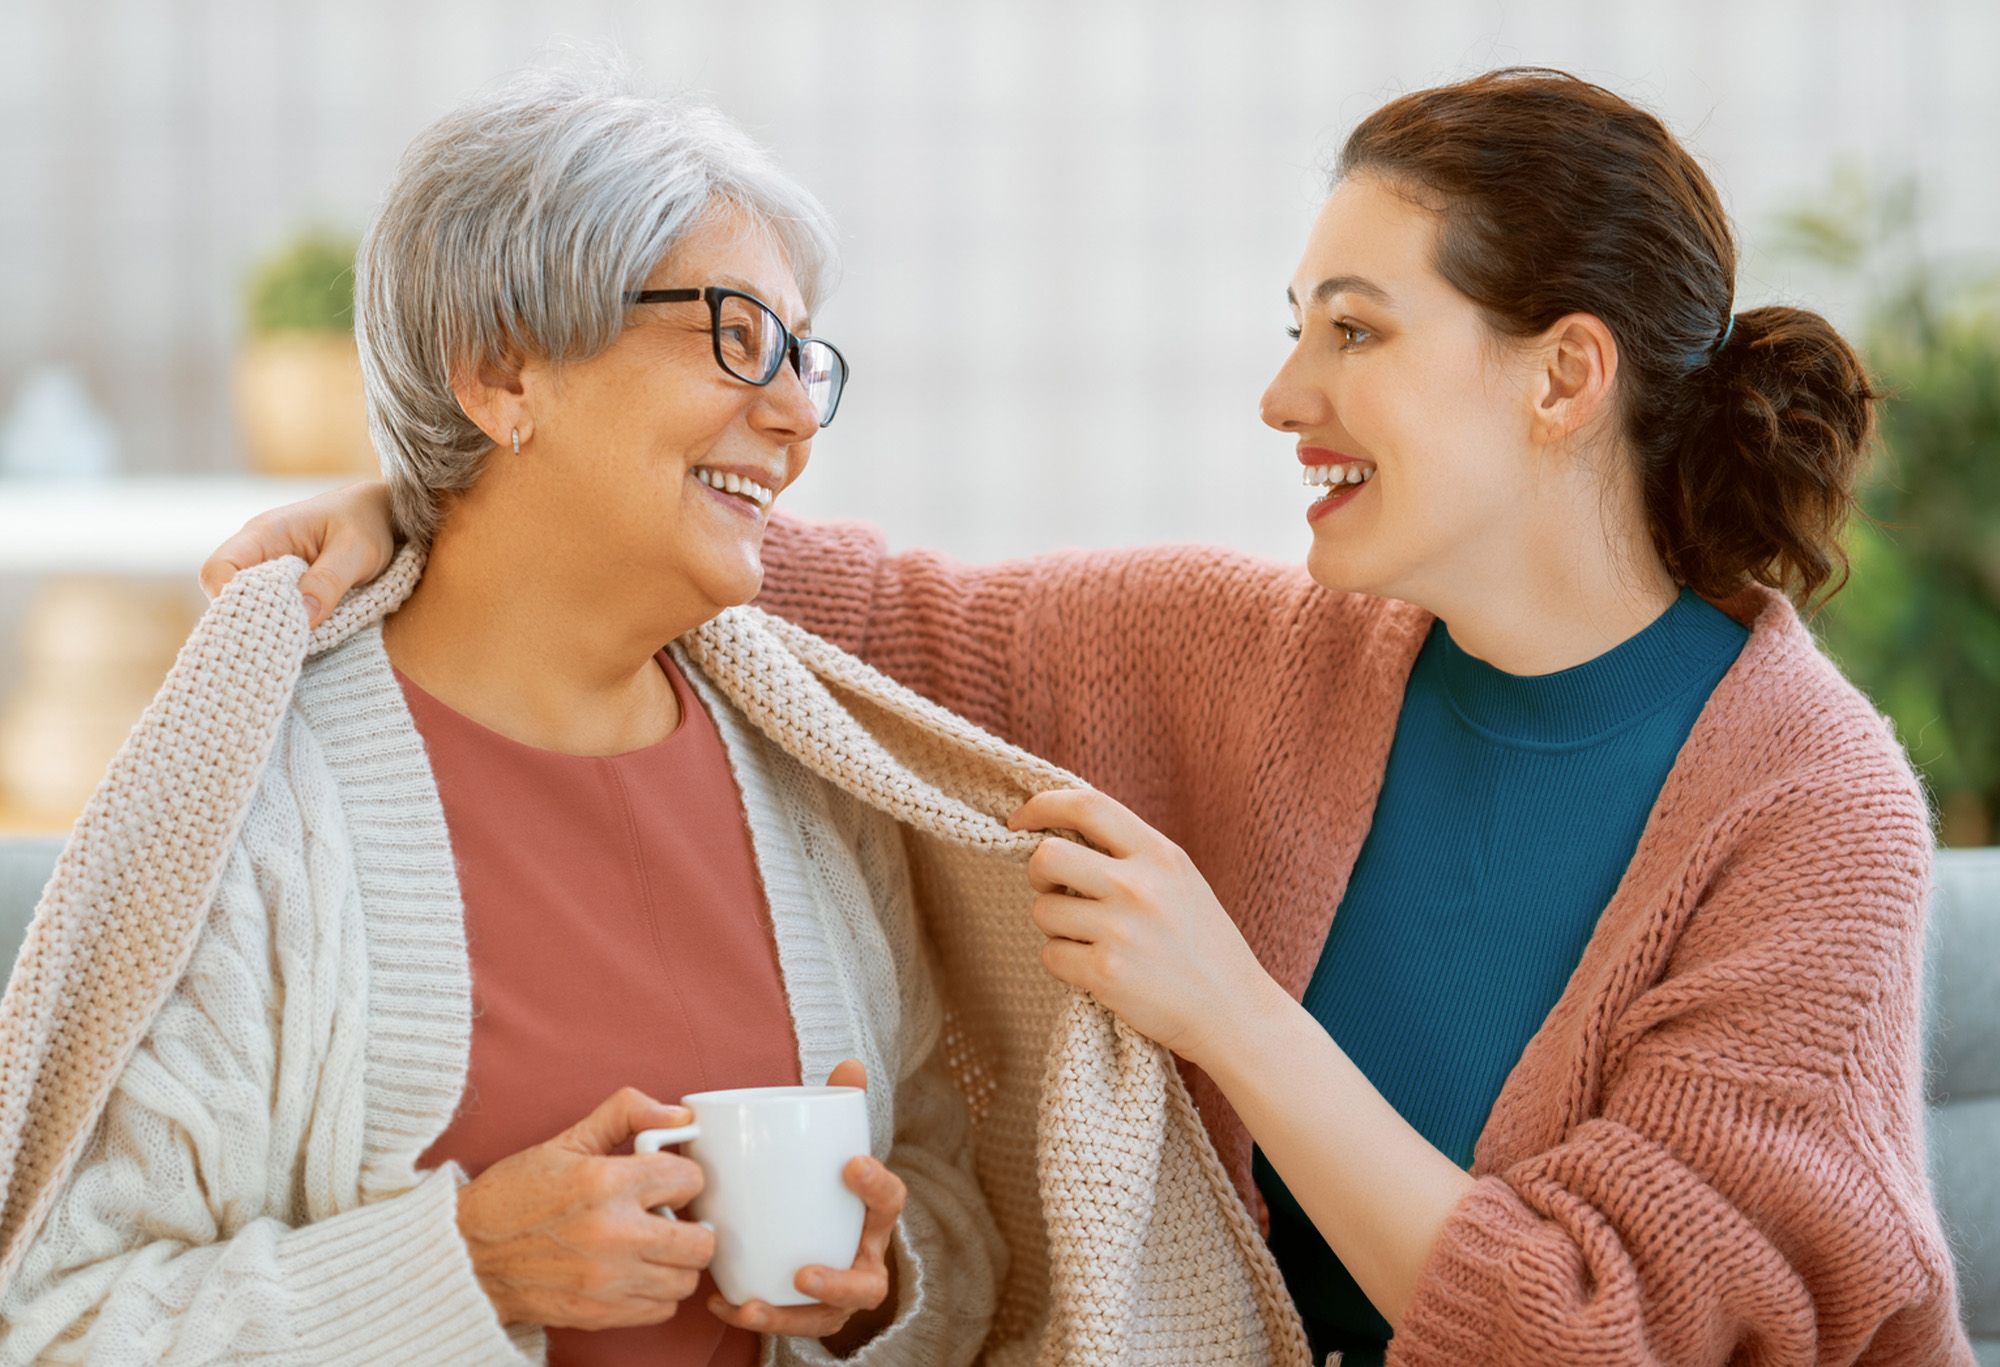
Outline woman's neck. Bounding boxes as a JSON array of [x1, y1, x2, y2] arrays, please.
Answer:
[[383, 513, 711, 756], [1412, 476, 1681, 678]]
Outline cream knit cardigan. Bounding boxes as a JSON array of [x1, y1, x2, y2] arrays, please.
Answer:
[[0, 550, 1307, 1365]]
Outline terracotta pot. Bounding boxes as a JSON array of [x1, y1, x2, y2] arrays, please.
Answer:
[[233, 332, 380, 477]]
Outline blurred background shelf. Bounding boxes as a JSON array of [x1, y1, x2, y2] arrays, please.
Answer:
[[0, 477, 345, 577], [0, 477, 347, 835]]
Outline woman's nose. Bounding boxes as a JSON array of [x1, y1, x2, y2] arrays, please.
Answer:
[[753, 362, 822, 444], [1259, 355, 1325, 433]]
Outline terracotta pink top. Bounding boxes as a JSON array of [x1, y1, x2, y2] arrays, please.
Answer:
[[752, 515, 1973, 1366], [404, 652, 800, 1367]]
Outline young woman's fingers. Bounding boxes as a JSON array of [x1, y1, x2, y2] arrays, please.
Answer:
[[295, 527, 393, 628], [1025, 834, 1119, 898], [1029, 890, 1107, 945], [198, 516, 306, 600], [196, 482, 398, 624], [1010, 788, 1155, 859], [1039, 936, 1099, 991]]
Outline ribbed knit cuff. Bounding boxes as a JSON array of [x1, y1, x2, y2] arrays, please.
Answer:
[[754, 516, 887, 656], [1387, 1177, 1533, 1365], [273, 1166, 531, 1365]]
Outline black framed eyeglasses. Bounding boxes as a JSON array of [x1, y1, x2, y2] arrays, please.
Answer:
[[627, 286, 849, 426]]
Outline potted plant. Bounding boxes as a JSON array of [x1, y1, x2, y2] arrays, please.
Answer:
[[232, 229, 378, 477], [1780, 174, 2000, 846]]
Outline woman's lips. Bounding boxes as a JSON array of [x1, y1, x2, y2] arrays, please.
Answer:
[[1306, 477, 1367, 525], [693, 470, 764, 521]]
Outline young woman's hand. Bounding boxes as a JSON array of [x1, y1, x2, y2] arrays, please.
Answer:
[[706, 1059, 907, 1348], [454, 1086, 716, 1330], [198, 479, 398, 628], [1009, 788, 1280, 1069]]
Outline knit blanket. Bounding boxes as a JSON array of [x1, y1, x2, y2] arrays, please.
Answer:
[[0, 549, 1310, 1365]]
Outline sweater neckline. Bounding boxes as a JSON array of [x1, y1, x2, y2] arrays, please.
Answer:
[[392, 650, 696, 764], [1429, 587, 1749, 747]]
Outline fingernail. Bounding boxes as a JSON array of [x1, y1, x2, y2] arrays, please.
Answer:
[[802, 1271, 825, 1291], [301, 593, 322, 624]]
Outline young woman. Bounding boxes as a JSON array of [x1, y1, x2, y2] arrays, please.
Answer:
[[207, 69, 1971, 1365]]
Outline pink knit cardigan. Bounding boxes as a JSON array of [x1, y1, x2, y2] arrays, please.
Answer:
[[754, 516, 1972, 1366]]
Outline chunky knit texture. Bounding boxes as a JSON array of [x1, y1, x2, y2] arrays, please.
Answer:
[[1260, 587, 1749, 1361], [0, 548, 1310, 1366], [752, 516, 1975, 1367]]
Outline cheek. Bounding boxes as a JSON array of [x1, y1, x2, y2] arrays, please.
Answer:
[[1364, 344, 1518, 506]]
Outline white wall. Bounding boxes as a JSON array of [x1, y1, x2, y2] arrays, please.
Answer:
[[2, 0, 1996, 569]]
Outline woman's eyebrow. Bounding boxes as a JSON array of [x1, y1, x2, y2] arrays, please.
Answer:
[[1285, 275, 1395, 308], [711, 274, 811, 332]]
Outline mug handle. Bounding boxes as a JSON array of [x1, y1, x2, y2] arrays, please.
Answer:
[[634, 1124, 701, 1222]]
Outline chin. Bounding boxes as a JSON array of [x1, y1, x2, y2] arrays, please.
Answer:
[[1304, 538, 1372, 598], [694, 555, 766, 611]]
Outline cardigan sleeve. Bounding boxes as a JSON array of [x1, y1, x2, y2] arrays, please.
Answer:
[[754, 515, 1330, 792], [754, 514, 1034, 743], [0, 738, 529, 1365], [770, 799, 1006, 1367], [1388, 777, 1975, 1367]]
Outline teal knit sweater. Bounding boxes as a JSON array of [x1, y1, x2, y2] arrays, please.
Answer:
[[1255, 587, 1749, 1365]]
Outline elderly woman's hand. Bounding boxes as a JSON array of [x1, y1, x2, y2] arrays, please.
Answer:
[[198, 479, 398, 629], [454, 1086, 716, 1330], [706, 1059, 908, 1349], [1008, 787, 1279, 1070]]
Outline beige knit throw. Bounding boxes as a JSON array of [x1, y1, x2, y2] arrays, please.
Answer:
[[0, 552, 1309, 1365]]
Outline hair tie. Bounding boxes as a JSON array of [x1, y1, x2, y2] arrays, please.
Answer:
[[1715, 313, 1737, 354]]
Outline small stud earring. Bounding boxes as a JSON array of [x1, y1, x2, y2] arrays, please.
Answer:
[[511, 428, 521, 455]]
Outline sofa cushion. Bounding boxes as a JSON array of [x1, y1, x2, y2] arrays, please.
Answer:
[[1927, 848, 2000, 1355]]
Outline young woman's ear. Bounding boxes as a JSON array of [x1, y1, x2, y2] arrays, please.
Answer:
[[1528, 312, 1619, 446]]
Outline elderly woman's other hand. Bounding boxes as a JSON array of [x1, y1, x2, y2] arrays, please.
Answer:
[[454, 1086, 716, 1330], [706, 1059, 907, 1348], [199, 479, 398, 629]]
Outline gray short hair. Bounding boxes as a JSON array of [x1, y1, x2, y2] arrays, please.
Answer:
[[354, 61, 839, 549]]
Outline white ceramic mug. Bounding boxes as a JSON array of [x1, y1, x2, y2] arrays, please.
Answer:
[[636, 1085, 871, 1307]]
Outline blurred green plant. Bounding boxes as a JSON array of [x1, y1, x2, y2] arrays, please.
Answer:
[[1778, 170, 2000, 846], [244, 230, 358, 335]]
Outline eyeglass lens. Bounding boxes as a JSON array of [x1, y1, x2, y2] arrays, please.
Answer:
[[715, 293, 784, 385], [714, 291, 844, 425]]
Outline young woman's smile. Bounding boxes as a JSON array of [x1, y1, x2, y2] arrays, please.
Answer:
[[1299, 447, 1377, 524]]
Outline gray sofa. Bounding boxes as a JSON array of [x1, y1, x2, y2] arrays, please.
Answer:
[[1, 837, 1996, 1356], [1928, 848, 2000, 1364]]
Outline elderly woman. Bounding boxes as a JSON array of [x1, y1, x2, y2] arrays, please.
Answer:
[[0, 69, 1000, 1365]]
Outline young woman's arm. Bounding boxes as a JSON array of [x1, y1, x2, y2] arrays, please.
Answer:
[[1011, 773, 1973, 1365], [202, 489, 1346, 826]]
